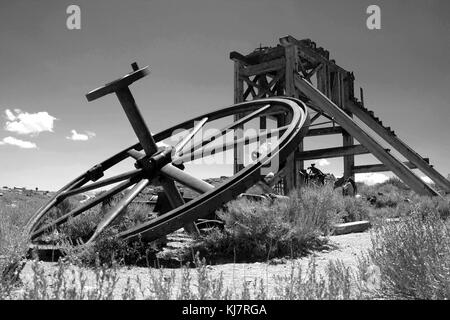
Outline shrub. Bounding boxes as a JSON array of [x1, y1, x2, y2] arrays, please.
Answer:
[[184, 185, 343, 263], [379, 178, 410, 191], [340, 197, 371, 222], [369, 209, 450, 299]]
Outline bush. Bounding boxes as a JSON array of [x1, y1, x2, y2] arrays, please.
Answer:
[[185, 185, 343, 263], [62, 229, 157, 267], [341, 197, 371, 222], [369, 209, 450, 299]]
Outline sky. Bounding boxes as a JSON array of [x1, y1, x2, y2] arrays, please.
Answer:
[[0, 0, 449, 191]]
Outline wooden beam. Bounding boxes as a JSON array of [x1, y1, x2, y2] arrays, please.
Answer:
[[332, 221, 371, 236], [229, 51, 253, 65], [256, 70, 285, 98], [305, 63, 322, 81], [279, 35, 348, 74], [309, 112, 322, 124], [353, 159, 430, 174], [233, 60, 244, 173], [295, 145, 372, 161], [306, 126, 344, 137], [241, 58, 285, 77]]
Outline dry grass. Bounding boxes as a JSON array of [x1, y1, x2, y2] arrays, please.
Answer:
[[1, 182, 450, 300]]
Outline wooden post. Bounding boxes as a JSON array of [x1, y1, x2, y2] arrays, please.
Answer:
[[233, 59, 245, 174], [342, 72, 355, 180], [283, 44, 299, 192]]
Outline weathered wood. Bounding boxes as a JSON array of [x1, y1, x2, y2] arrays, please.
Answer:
[[243, 75, 259, 100], [306, 126, 344, 137], [279, 35, 348, 74], [257, 70, 285, 98], [229, 51, 253, 65], [159, 176, 199, 235], [244, 46, 285, 64], [295, 145, 372, 161], [233, 60, 245, 173], [343, 132, 355, 179], [353, 159, 430, 174], [283, 44, 299, 193], [241, 58, 285, 77], [305, 63, 322, 81], [333, 221, 371, 235]]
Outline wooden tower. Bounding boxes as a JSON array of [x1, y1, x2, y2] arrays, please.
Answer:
[[230, 35, 450, 196]]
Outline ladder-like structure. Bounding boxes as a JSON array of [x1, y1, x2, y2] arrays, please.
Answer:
[[231, 35, 450, 196]]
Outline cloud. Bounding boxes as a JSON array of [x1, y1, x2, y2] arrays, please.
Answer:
[[0, 136, 37, 149], [421, 176, 433, 184], [66, 130, 96, 141], [316, 159, 331, 167], [4, 109, 57, 136], [356, 173, 390, 185]]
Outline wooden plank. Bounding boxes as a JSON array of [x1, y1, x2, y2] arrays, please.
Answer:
[[353, 159, 430, 174], [295, 145, 372, 161], [306, 126, 344, 137], [229, 51, 253, 65], [333, 221, 371, 235], [241, 58, 285, 77]]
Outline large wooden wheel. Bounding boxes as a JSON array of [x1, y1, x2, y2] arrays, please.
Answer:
[[25, 64, 310, 248]]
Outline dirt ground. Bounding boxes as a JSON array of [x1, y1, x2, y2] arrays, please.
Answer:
[[17, 231, 373, 299]]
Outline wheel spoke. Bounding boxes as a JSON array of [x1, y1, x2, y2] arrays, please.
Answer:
[[60, 169, 144, 199], [87, 178, 150, 243], [179, 104, 271, 157], [127, 149, 146, 160], [25, 176, 89, 235], [31, 178, 138, 239], [160, 164, 214, 194], [158, 174, 199, 234], [174, 117, 208, 154], [174, 125, 289, 164]]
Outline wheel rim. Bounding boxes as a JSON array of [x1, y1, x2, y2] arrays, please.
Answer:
[[25, 97, 309, 246]]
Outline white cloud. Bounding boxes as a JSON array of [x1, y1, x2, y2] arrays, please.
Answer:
[[316, 159, 331, 167], [4, 109, 57, 136], [421, 176, 433, 184], [356, 173, 390, 185], [66, 130, 96, 141], [0, 136, 37, 149]]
